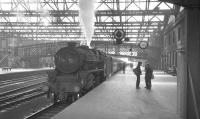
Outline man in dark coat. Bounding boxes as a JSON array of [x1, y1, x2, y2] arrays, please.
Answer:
[[145, 63, 153, 89], [122, 62, 126, 74], [133, 62, 142, 89]]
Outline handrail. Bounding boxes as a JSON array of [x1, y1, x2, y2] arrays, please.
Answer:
[[188, 65, 200, 119]]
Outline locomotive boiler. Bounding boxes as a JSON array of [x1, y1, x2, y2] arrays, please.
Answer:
[[47, 43, 120, 103]]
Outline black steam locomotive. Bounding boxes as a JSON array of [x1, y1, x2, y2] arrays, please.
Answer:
[[47, 42, 123, 103]]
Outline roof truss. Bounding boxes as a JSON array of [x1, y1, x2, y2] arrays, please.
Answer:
[[0, 0, 176, 42]]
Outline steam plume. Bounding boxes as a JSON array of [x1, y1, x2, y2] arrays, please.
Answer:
[[79, 0, 96, 46]]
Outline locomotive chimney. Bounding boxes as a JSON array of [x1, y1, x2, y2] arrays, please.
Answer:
[[79, 0, 96, 47], [68, 42, 77, 47]]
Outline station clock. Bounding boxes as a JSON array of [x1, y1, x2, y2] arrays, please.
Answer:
[[139, 41, 148, 49]]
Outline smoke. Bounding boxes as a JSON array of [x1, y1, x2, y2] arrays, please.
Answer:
[[79, 0, 96, 46]]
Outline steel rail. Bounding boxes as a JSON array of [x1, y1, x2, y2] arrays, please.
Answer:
[[0, 91, 47, 110], [0, 88, 42, 102], [0, 81, 46, 98], [0, 74, 46, 87], [24, 102, 69, 119]]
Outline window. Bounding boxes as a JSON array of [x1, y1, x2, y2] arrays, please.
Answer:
[[168, 34, 171, 45], [175, 52, 177, 66], [173, 31, 176, 43], [178, 27, 181, 41], [164, 36, 166, 47]]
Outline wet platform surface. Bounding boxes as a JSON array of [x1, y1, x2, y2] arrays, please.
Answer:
[[52, 67, 179, 119]]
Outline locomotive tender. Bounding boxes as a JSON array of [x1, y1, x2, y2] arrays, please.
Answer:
[[47, 42, 123, 102]]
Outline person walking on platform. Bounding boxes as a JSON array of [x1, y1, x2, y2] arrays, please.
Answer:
[[145, 63, 153, 90], [133, 62, 142, 89], [122, 62, 126, 74]]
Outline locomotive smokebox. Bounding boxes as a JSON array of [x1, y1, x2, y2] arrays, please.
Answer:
[[54, 44, 103, 74], [54, 47, 83, 74]]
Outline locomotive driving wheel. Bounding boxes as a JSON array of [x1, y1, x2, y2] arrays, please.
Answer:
[[53, 93, 59, 103], [94, 76, 100, 86], [71, 93, 80, 102], [65, 93, 79, 102], [47, 88, 51, 98], [87, 73, 95, 90]]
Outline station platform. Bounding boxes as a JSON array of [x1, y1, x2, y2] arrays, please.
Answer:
[[52, 67, 179, 119]]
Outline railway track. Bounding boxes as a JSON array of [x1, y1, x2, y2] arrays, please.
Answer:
[[24, 102, 70, 119], [24, 93, 84, 119], [0, 73, 88, 118], [0, 74, 48, 111], [0, 81, 46, 98], [0, 89, 47, 110], [0, 74, 47, 87]]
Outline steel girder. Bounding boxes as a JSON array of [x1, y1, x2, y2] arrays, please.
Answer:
[[0, 10, 171, 17], [0, 0, 175, 42], [16, 41, 149, 59]]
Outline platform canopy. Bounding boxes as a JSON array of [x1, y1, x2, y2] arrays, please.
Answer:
[[0, 0, 177, 44], [159, 0, 200, 8]]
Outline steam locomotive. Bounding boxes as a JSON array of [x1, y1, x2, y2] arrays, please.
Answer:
[[47, 42, 123, 103]]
